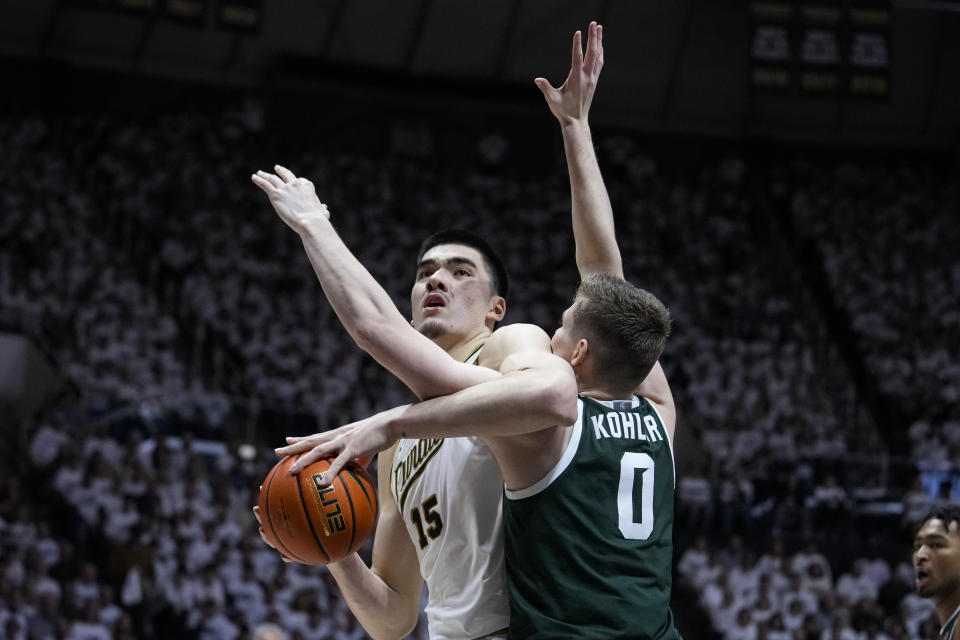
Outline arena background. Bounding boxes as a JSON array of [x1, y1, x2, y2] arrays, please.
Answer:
[[1, 1, 958, 639]]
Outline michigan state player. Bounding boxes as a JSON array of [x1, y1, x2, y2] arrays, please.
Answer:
[[276, 22, 683, 639], [914, 506, 960, 640]]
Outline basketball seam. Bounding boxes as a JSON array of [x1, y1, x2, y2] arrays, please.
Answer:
[[336, 472, 358, 554], [295, 456, 332, 564], [346, 467, 377, 515], [264, 456, 311, 565]]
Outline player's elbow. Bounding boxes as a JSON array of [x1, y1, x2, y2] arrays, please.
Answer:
[[368, 611, 419, 640], [351, 318, 391, 355]]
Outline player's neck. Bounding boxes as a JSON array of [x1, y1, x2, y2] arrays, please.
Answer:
[[935, 584, 960, 629], [439, 331, 490, 363], [575, 369, 636, 401], [578, 386, 635, 402]]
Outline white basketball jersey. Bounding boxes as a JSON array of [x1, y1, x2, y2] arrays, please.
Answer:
[[390, 349, 508, 639]]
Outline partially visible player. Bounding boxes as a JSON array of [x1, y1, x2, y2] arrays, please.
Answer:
[[914, 505, 960, 640], [276, 22, 683, 639], [246, 209, 568, 639], [253, 107, 574, 640]]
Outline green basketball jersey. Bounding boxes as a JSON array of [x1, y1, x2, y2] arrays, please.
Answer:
[[502, 395, 682, 639], [941, 604, 960, 640]]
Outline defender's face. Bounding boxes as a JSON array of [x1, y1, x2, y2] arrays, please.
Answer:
[[410, 244, 500, 340], [913, 518, 960, 599]]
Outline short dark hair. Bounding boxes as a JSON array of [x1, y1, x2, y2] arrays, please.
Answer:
[[918, 505, 960, 534], [571, 274, 671, 390], [417, 229, 509, 298]]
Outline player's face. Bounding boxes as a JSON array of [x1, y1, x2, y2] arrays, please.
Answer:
[[913, 518, 960, 600], [411, 244, 501, 340]]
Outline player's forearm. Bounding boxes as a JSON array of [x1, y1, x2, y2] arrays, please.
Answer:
[[385, 363, 578, 440], [298, 219, 500, 399], [561, 121, 623, 278], [298, 217, 408, 345], [326, 555, 419, 640]]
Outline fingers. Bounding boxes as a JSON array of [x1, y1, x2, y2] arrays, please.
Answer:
[[534, 77, 557, 97], [254, 170, 283, 189], [570, 29, 583, 70], [594, 24, 604, 76], [584, 22, 603, 77], [322, 450, 354, 486], [274, 165, 296, 183], [253, 506, 274, 549], [289, 442, 335, 474], [584, 22, 597, 66], [250, 173, 275, 193], [253, 508, 293, 562], [275, 434, 323, 457]]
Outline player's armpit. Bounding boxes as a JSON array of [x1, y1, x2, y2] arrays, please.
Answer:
[[478, 323, 553, 372]]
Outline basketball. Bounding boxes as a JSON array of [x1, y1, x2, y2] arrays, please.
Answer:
[[258, 455, 378, 565]]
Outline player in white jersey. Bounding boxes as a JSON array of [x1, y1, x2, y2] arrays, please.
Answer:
[[245, 199, 560, 638], [248, 174, 565, 639], [388, 349, 508, 639], [252, 22, 612, 640]]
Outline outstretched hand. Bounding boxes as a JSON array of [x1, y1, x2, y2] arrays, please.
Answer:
[[275, 405, 409, 483], [251, 165, 330, 235], [535, 21, 604, 126], [252, 505, 294, 563]]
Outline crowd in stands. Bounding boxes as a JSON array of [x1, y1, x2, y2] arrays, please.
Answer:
[[0, 109, 872, 466], [766, 159, 960, 473], [0, 410, 395, 640], [676, 534, 942, 640], [1, 100, 956, 639]]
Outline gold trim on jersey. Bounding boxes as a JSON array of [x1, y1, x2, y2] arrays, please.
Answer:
[[391, 346, 482, 511], [393, 438, 445, 511]]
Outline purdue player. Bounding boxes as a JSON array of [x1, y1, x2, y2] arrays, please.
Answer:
[[273, 22, 682, 639], [254, 132, 570, 640], [248, 188, 563, 638], [914, 505, 960, 640]]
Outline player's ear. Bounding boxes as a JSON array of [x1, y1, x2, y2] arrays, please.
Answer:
[[570, 338, 589, 366], [487, 296, 506, 323]]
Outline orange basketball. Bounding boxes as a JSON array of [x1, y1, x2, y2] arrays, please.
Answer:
[[258, 455, 378, 565]]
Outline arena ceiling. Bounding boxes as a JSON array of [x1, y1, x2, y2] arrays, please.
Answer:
[[3, 0, 960, 150]]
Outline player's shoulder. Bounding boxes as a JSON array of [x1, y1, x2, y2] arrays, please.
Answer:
[[489, 322, 551, 345], [478, 323, 552, 371]]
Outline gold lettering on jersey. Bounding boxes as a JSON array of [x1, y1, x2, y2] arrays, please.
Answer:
[[393, 438, 444, 511], [311, 472, 346, 536], [592, 412, 663, 442]]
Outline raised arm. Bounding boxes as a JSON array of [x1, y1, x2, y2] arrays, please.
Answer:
[[536, 21, 622, 279], [539, 23, 675, 433], [251, 167, 499, 399]]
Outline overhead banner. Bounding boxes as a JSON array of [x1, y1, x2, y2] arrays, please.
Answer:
[[749, 0, 891, 99], [217, 0, 261, 33], [164, 0, 207, 25], [847, 1, 892, 97]]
